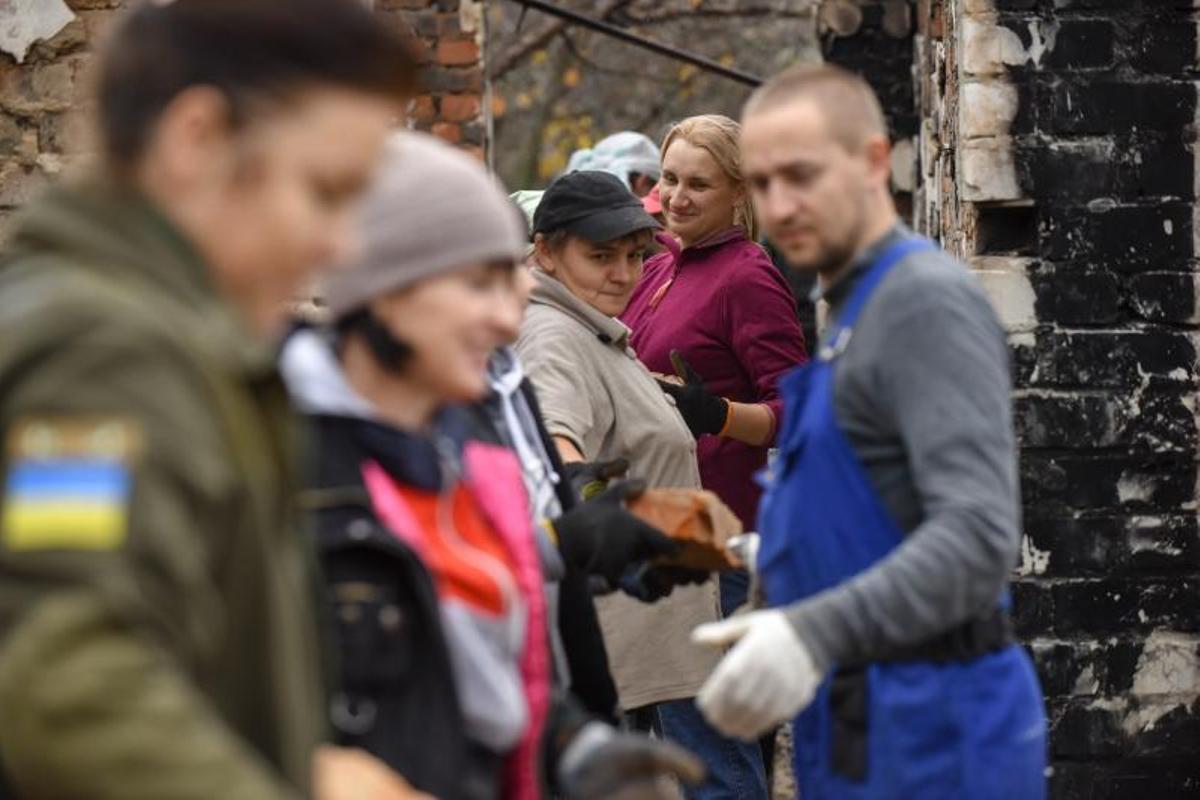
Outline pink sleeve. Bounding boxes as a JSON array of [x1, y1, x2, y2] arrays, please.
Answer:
[[722, 251, 809, 440]]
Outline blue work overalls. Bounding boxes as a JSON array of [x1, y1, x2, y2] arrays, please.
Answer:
[[757, 238, 1047, 799]]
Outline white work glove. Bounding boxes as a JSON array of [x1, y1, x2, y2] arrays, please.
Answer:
[[692, 610, 824, 740]]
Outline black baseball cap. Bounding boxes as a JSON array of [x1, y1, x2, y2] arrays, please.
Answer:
[[532, 170, 660, 242]]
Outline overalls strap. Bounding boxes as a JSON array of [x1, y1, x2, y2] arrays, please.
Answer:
[[819, 237, 935, 363]]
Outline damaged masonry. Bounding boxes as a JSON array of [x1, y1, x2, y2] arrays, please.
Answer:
[[1, 0, 1198, 798]]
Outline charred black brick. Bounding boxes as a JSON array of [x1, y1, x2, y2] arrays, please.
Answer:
[[1118, 135, 1194, 201], [1128, 20, 1197, 74], [1021, 136, 1192, 203], [1126, 391, 1200, 454], [1051, 578, 1200, 636], [1052, 761, 1200, 800], [1012, 579, 1054, 638], [1050, 699, 1128, 758], [1015, 390, 1199, 454], [1014, 393, 1125, 449], [1047, 698, 1200, 762], [1029, 265, 1121, 324], [1042, 0, 1133, 9], [1020, 140, 1116, 202], [1031, 638, 1146, 697], [1024, 515, 1127, 577], [1128, 272, 1197, 323], [1130, 704, 1200, 759], [1010, 342, 1037, 385], [1123, 513, 1200, 574], [1020, 453, 1197, 514], [1024, 514, 1200, 577], [1039, 203, 1191, 272], [1040, 79, 1194, 135], [1043, 20, 1115, 70], [1024, 330, 1196, 390]]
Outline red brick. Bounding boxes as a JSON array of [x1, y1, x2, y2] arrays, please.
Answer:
[[408, 37, 433, 64], [432, 122, 461, 144], [440, 93, 480, 122], [436, 39, 479, 67], [408, 94, 436, 123]]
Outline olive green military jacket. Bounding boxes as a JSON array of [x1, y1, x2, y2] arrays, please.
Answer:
[[0, 180, 326, 798]]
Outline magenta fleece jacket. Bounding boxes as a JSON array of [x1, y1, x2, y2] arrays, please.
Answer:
[[621, 227, 809, 529]]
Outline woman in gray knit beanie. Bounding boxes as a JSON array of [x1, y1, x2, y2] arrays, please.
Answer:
[[281, 132, 703, 800]]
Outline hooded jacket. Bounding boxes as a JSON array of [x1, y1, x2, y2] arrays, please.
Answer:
[[622, 227, 808, 529], [281, 329, 551, 800], [516, 270, 721, 710]]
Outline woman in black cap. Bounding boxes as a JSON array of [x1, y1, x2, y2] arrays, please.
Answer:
[[516, 171, 753, 800]]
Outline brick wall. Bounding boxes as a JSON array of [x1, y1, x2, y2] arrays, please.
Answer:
[[377, 0, 487, 159], [915, 1, 1200, 796], [0, 0, 487, 240]]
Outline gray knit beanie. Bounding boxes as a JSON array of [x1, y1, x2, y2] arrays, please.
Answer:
[[321, 132, 527, 319]]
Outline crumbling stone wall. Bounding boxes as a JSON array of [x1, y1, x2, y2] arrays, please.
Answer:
[[0, 0, 487, 241], [915, 1, 1200, 796]]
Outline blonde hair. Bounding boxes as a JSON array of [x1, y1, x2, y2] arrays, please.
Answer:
[[660, 114, 757, 242]]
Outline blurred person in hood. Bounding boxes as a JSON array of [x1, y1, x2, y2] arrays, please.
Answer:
[[567, 131, 662, 198]]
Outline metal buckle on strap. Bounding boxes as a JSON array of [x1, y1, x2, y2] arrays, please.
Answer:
[[819, 327, 853, 362]]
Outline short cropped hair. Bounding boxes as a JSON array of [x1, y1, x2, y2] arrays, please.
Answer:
[[743, 64, 888, 153], [97, 0, 419, 169]]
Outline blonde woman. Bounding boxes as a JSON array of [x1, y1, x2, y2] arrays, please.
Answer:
[[623, 115, 808, 532], [621, 115, 809, 796]]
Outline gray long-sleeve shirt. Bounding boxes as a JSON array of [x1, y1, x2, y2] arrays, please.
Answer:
[[784, 224, 1021, 671]]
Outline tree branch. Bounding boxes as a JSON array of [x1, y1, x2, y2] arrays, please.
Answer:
[[491, 0, 636, 81], [558, 30, 680, 85], [621, 6, 817, 25]]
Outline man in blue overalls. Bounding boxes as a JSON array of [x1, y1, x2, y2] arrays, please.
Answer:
[[692, 65, 1048, 799]]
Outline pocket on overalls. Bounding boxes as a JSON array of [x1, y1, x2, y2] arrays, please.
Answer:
[[958, 648, 1048, 800], [869, 662, 960, 795], [829, 665, 870, 781]]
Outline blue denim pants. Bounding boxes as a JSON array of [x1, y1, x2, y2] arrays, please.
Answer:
[[648, 571, 769, 800]]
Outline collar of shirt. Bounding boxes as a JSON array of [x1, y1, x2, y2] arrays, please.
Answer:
[[529, 268, 632, 347], [666, 225, 747, 264], [810, 222, 911, 314]]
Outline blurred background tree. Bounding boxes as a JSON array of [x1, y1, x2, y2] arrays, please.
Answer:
[[486, 0, 824, 191]]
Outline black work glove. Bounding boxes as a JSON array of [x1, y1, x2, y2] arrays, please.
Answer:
[[618, 563, 712, 603], [656, 350, 729, 437], [559, 723, 706, 800], [560, 458, 630, 502], [553, 479, 681, 586]]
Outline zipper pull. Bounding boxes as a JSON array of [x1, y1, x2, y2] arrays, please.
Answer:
[[433, 434, 461, 485]]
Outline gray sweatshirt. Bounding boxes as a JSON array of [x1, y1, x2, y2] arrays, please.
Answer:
[[784, 224, 1021, 671]]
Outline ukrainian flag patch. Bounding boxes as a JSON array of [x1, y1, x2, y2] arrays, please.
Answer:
[[2, 418, 141, 551]]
